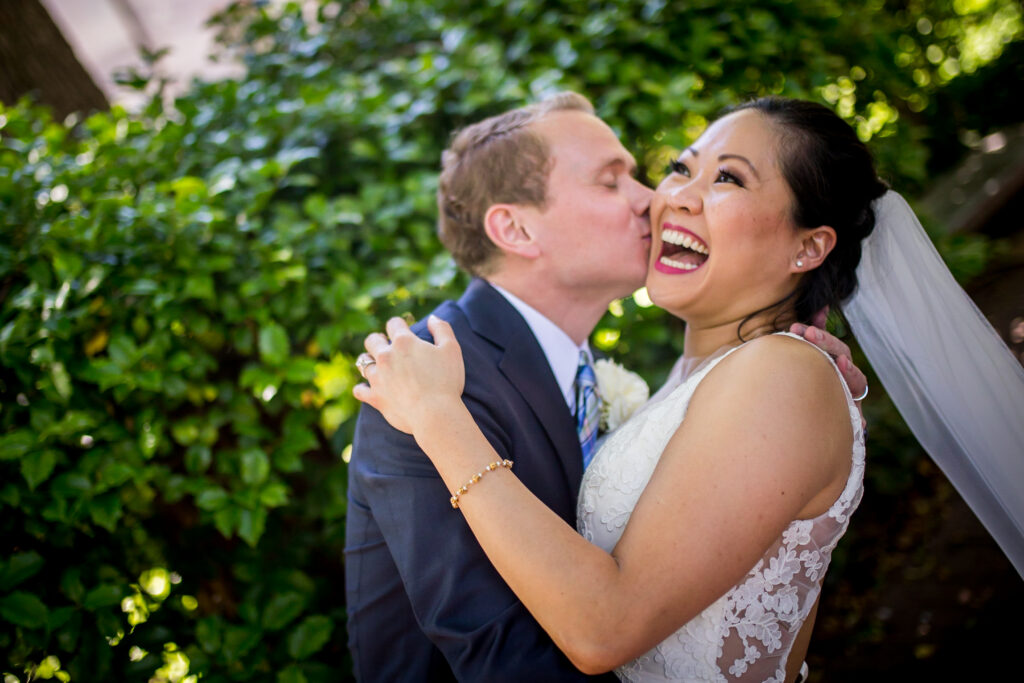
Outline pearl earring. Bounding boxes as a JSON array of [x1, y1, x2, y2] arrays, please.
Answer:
[[796, 260, 804, 268]]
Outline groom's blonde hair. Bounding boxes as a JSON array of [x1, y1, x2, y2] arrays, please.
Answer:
[[437, 91, 595, 276]]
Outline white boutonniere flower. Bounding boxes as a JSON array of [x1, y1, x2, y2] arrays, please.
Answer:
[[593, 359, 649, 432]]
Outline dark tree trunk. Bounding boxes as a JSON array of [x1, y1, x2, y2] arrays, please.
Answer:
[[0, 0, 108, 118]]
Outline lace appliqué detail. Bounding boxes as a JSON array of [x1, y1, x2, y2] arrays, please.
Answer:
[[577, 333, 865, 682]]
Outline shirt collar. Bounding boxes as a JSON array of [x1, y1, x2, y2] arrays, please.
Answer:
[[491, 283, 592, 410]]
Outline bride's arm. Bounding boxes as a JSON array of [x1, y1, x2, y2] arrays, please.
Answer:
[[356, 316, 852, 673]]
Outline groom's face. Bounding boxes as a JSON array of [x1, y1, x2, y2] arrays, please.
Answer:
[[518, 111, 653, 299]]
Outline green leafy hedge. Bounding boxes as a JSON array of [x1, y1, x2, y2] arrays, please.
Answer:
[[1, 1, 1018, 680]]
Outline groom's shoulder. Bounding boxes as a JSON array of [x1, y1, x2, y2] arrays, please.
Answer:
[[408, 299, 478, 351], [410, 279, 511, 346]]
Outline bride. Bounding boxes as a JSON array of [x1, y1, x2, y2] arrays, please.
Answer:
[[353, 97, 1024, 681]]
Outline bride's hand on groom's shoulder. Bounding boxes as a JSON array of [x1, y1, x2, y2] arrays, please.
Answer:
[[353, 315, 466, 436]]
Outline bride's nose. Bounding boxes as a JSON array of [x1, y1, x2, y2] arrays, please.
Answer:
[[662, 181, 702, 214]]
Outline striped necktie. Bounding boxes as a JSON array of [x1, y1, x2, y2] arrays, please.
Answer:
[[575, 351, 601, 470]]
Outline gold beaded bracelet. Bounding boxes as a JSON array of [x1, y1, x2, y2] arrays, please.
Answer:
[[450, 459, 513, 509]]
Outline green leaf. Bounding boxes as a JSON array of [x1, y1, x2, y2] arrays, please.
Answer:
[[83, 584, 124, 609], [171, 420, 200, 446], [277, 666, 308, 683], [99, 461, 135, 488], [88, 495, 124, 532], [21, 449, 59, 490], [196, 617, 223, 654], [261, 591, 307, 631], [50, 362, 72, 399], [0, 431, 34, 461], [48, 605, 75, 631], [214, 506, 240, 539], [0, 551, 45, 591], [185, 444, 212, 473], [95, 608, 122, 640], [259, 322, 290, 365], [0, 484, 20, 508], [61, 568, 85, 604], [222, 624, 261, 660], [41, 410, 98, 439], [259, 481, 289, 507], [240, 448, 270, 485], [237, 507, 267, 547], [287, 614, 333, 660], [196, 487, 229, 511], [183, 274, 215, 300], [0, 591, 49, 629]]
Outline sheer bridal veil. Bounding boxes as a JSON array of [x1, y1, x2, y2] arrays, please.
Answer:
[[845, 191, 1024, 579]]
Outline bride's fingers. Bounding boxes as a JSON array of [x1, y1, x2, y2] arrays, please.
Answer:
[[364, 331, 390, 356], [353, 381, 375, 406], [385, 316, 413, 341], [427, 315, 455, 347], [355, 352, 376, 380]]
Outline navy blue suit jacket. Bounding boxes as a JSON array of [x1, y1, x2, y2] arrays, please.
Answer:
[[345, 279, 617, 682]]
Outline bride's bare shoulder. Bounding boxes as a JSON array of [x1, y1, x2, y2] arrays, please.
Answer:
[[692, 333, 848, 419]]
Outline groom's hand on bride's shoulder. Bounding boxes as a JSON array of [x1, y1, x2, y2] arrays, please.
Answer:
[[789, 321, 868, 430]]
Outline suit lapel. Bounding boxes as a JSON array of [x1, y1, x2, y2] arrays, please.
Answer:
[[458, 279, 585, 495]]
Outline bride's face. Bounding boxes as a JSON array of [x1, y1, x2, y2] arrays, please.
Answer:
[[646, 110, 806, 327]]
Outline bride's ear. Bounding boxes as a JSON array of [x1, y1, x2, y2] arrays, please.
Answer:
[[483, 204, 541, 260], [792, 226, 837, 273]]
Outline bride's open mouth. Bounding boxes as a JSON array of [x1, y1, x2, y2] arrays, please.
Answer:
[[656, 225, 709, 274]]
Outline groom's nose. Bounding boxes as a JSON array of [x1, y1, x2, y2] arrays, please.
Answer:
[[627, 177, 654, 215]]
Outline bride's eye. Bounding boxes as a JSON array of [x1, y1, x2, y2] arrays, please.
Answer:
[[715, 168, 744, 187], [667, 159, 690, 177]]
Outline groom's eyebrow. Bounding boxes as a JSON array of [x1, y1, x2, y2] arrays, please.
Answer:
[[599, 155, 638, 176]]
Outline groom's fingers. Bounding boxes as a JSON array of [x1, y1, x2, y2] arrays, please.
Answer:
[[837, 355, 868, 401], [790, 323, 868, 400], [810, 307, 829, 330], [795, 324, 853, 361]]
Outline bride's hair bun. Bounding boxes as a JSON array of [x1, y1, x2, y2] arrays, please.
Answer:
[[726, 97, 888, 327]]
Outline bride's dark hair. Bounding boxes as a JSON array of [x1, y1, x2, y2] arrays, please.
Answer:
[[725, 97, 888, 337]]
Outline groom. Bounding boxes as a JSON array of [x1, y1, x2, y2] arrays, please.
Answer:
[[344, 92, 864, 681]]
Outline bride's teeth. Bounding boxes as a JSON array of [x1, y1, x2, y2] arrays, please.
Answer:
[[659, 256, 699, 271], [662, 229, 708, 254]]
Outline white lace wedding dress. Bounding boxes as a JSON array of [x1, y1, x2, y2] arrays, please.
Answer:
[[577, 333, 865, 682]]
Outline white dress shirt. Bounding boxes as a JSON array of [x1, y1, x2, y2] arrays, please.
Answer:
[[491, 284, 593, 413]]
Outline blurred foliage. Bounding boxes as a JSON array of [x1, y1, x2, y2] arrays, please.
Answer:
[[1, 0, 1020, 680]]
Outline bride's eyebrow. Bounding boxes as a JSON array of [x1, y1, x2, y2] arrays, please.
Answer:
[[680, 148, 759, 179], [718, 153, 760, 179]]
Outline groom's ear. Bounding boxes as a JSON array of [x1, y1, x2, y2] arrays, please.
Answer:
[[483, 204, 541, 260], [793, 225, 837, 272]]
